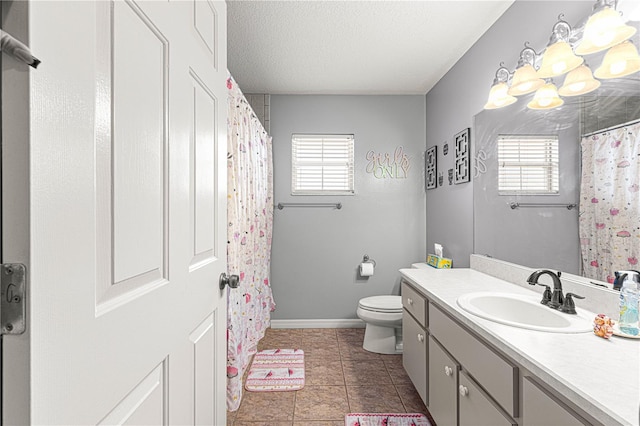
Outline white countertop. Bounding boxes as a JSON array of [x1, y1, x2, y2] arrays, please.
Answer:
[[400, 267, 640, 426]]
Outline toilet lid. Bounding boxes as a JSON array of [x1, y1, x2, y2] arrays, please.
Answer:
[[359, 295, 402, 312]]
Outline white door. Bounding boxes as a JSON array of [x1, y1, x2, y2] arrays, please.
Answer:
[[1, 1, 229, 424]]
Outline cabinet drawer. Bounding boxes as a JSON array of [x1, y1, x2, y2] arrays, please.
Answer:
[[459, 371, 516, 426], [428, 336, 459, 426], [402, 310, 427, 405], [429, 304, 518, 417], [522, 377, 586, 426], [402, 281, 427, 327]]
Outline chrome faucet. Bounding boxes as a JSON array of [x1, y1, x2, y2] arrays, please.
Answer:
[[527, 270, 564, 309]]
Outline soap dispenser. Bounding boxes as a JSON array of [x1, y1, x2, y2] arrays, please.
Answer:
[[619, 275, 639, 336]]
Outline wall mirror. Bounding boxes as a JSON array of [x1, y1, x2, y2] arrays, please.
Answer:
[[473, 73, 640, 286], [473, 4, 640, 288]]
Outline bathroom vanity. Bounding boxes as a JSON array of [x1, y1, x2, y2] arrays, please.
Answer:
[[400, 257, 639, 426]]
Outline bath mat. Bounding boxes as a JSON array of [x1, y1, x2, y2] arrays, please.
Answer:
[[245, 349, 305, 392], [345, 413, 430, 426]]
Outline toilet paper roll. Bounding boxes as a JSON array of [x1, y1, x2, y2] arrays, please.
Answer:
[[360, 262, 374, 277]]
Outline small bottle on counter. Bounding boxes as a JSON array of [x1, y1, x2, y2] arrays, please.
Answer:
[[619, 277, 639, 336]]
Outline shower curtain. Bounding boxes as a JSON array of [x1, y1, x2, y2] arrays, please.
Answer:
[[579, 120, 640, 282], [226, 75, 275, 411]]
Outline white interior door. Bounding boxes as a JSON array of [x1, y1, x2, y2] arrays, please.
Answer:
[[1, 1, 228, 424]]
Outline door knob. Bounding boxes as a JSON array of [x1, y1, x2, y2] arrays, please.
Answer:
[[444, 366, 453, 376], [219, 273, 240, 290]]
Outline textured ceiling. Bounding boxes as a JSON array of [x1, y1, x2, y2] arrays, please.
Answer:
[[227, 0, 515, 95]]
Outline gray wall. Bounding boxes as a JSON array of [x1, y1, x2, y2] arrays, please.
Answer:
[[425, 1, 593, 268], [270, 95, 426, 319]]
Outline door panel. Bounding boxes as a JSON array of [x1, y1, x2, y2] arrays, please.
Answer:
[[98, 361, 168, 425], [190, 70, 218, 270], [2, 1, 228, 424], [96, 0, 171, 313]]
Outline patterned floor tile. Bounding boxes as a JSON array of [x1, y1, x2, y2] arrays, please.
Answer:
[[342, 359, 392, 385], [346, 385, 406, 413], [395, 383, 428, 414], [293, 385, 349, 421], [306, 358, 345, 386], [298, 339, 341, 360], [235, 390, 296, 422], [302, 328, 338, 343]]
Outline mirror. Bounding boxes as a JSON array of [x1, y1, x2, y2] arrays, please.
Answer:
[[473, 72, 640, 283]]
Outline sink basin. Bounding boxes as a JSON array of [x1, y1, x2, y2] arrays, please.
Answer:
[[457, 292, 593, 333]]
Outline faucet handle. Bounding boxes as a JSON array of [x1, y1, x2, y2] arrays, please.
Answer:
[[536, 284, 552, 305], [560, 293, 585, 314]]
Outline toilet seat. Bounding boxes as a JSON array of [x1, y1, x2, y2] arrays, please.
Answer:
[[358, 295, 402, 313]]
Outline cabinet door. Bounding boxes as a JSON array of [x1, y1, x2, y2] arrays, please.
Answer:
[[522, 377, 586, 426], [402, 310, 427, 404], [459, 371, 516, 426], [428, 336, 459, 426]]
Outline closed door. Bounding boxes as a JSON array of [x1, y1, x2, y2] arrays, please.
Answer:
[[1, 1, 228, 424]]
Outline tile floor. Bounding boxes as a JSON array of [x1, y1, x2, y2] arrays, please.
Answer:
[[227, 328, 434, 426]]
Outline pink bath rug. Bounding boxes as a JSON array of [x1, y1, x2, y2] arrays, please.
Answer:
[[245, 349, 305, 392], [345, 413, 431, 426]]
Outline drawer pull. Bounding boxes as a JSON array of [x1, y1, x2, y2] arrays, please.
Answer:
[[459, 385, 469, 397], [417, 333, 424, 343], [407, 297, 414, 305], [444, 366, 453, 376]]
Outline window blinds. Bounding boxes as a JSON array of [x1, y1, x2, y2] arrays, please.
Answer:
[[291, 134, 355, 195], [497, 135, 559, 194]]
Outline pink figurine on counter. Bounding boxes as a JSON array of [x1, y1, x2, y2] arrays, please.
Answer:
[[593, 314, 614, 339]]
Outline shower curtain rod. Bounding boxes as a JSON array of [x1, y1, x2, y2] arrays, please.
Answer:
[[582, 117, 640, 138], [277, 202, 342, 210]]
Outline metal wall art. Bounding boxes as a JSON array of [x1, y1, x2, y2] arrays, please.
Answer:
[[425, 146, 437, 190], [454, 128, 471, 184]]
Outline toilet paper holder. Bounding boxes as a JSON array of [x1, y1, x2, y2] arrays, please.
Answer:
[[362, 254, 377, 267]]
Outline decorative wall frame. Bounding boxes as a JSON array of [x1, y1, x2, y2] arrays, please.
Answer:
[[454, 128, 471, 184], [425, 146, 437, 190]]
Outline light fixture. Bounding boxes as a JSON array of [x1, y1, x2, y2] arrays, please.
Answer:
[[537, 15, 584, 78], [594, 40, 640, 78], [559, 64, 601, 96], [575, 0, 637, 55], [484, 64, 517, 110], [528, 80, 564, 110], [508, 43, 545, 96]]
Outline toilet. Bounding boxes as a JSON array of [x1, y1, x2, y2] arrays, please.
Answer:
[[356, 295, 403, 354]]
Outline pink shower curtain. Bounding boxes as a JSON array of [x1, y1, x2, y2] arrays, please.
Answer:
[[226, 75, 275, 411], [579, 121, 640, 282]]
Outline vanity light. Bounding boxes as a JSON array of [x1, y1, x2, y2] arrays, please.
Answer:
[[558, 64, 601, 96], [575, 1, 637, 55], [594, 40, 640, 78], [527, 80, 564, 110], [508, 43, 545, 96], [484, 64, 517, 110], [537, 16, 584, 78]]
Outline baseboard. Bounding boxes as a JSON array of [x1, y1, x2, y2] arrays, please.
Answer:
[[270, 319, 365, 329]]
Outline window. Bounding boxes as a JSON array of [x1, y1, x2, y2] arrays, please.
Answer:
[[497, 135, 559, 194], [291, 134, 355, 195]]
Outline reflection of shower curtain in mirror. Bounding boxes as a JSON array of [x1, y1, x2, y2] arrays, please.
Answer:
[[579, 121, 640, 282], [226, 75, 275, 411]]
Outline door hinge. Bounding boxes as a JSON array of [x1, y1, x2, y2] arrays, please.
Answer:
[[1, 263, 26, 335]]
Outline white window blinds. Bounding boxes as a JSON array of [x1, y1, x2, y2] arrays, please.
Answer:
[[497, 135, 559, 194], [291, 134, 355, 195]]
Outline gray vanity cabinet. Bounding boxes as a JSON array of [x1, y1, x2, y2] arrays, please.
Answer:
[[522, 377, 586, 426], [401, 281, 428, 404], [459, 371, 516, 426], [427, 335, 458, 426]]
